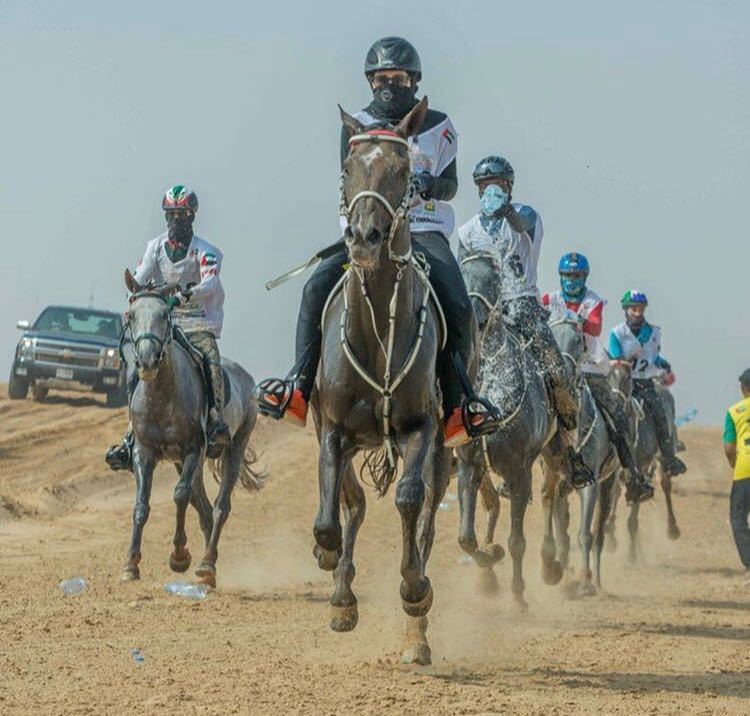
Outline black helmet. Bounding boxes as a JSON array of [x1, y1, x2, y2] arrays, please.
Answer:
[[473, 156, 514, 184], [364, 37, 422, 82]]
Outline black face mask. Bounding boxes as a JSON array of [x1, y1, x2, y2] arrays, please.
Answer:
[[370, 82, 418, 121], [166, 213, 194, 246]]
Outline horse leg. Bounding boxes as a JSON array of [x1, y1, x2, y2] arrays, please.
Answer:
[[540, 444, 564, 585], [417, 444, 450, 565], [627, 500, 640, 565], [330, 465, 365, 632], [122, 445, 156, 581], [507, 466, 532, 610], [604, 476, 621, 553], [553, 488, 571, 572], [398, 419, 435, 666], [189, 466, 214, 548], [594, 473, 615, 588], [313, 424, 348, 571], [662, 470, 680, 540], [575, 483, 597, 597], [169, 450, 202, 574]]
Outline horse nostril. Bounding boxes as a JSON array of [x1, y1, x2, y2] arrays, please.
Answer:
[[365, 226, 382, 246]]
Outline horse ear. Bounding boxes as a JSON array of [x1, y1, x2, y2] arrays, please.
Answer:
[[124, 269, 140, 294], [394, 96, 428, 139], [339, 105, 365, 142]]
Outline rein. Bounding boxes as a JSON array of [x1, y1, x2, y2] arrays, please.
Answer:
[[123, 292, 174, 369]]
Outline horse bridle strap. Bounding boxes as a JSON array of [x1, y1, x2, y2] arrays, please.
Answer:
[[125, 292, 174, 368]]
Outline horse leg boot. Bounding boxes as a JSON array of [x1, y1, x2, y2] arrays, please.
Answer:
[[586, 374, 654, 502], [190, 332, 230, 458], [634, 379, 686, 477], [398, 419, 435, 665]]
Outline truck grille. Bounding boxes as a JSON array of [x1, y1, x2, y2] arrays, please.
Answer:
[[34, 340, 101, 368]]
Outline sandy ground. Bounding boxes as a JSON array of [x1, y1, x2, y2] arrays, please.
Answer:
[[0, 385, 748, 715]]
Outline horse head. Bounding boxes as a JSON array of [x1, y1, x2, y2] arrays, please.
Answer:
[[609, 359, 633, 400], [124, 269, 174, 381], [548, 308, 586, 372], [339, 97, 428, 270], [459, 252, 500, 337]]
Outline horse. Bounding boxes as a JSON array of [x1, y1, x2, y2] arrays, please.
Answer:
[[605, 360, 680, 563], [121, 271, 263, 587], [455, 250, 557, 609], [309, 98, 449, 665], [540, 311, 619, 596]]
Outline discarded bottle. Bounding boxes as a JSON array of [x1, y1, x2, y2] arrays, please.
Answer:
[[675, 408, 698, 428], [164, 581, 208, 600], [58, 577, 87, 595], [438, 501, 450, 511], [130, 648, 145, 663]]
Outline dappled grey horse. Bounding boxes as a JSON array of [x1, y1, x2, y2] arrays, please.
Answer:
[[606, 361, 681, 563], [456, 251, 557, 608], [121, 271, 263, 587], [541, 312, 619, 596], [310, 99, 449, 665]]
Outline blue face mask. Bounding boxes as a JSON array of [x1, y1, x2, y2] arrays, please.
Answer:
[[560, 274, 586, 301], [480, 184, 508, 217]]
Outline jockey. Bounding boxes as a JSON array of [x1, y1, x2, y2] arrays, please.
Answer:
[[543, 254, 653, 500], [105, 185, 231, 470], [254, 36, 500, 447], [457, 158, 593, 488], [609, 290, 687, 477]]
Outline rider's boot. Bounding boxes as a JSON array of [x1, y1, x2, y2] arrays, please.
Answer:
[[563, 434, 595, 489], [105, 423, 134, 472], [644, 383, 687, 477], [205, 360, 231, 459]]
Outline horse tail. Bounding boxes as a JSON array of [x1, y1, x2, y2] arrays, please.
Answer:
[[209, 443, 268, 492], [359, 449, 397, 498]]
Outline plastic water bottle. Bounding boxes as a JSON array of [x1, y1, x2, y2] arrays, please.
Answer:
[[675, 408, 698, 428], [164, 581, 208, 600], [58, 577, 87, 595], [130, 648, 145, 663]]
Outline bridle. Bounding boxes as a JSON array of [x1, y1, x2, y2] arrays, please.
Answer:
[[339, 129, 415, 266], [124, 292, 174, 369]]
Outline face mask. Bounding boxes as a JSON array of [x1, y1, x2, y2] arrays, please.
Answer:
[[561, 275, 586, 300], [480, 184, 508, 217], [166, 212, 194, 246], [371, 83, 417, 120]]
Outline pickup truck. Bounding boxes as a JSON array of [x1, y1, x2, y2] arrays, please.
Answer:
[[9, 305, 128, 407]]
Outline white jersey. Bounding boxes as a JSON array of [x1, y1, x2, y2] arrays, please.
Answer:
[[133, 233, 225, 337], [457, 205, 543, 300], [339, 109, 458, 238], [611, 322, 662, 379], [546, 289, 609, 375]]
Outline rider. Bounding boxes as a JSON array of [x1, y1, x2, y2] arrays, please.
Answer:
[[542, 253, 653, 500], [255, 36, 499, 447], [457, 157, 593, 487], [609, 290, 687, 477], [105, 185, 231, 470]]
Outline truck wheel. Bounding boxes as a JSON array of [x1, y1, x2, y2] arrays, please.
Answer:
[[106, 384, 128, 408], [32, 385, 48, 402], [8, 368, 29, 400]]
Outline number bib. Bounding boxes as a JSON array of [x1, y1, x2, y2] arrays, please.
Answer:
[[612, 322, 662, 378]]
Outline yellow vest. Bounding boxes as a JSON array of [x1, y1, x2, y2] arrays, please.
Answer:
[[728, 396, 750, 480]]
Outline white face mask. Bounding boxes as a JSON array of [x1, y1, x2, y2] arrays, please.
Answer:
[[480, 184, 508, 216]]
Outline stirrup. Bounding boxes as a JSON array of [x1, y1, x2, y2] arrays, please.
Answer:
[[461, 396, 502, 439], [105, 435, 133, 472], [253, 378, 294, 420], [626, 476, 654, 504], [567, 447, 595, 489]]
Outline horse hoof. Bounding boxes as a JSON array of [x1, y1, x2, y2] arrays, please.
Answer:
[[401, 642, 431, 666], [330, 602, 358, 632], [169, 549, 192, 573], [513, 594, 529, 611], [121, 566, 140, 582], [668, 524, 681, 541], [542, 560, 564, 586], [480, 543, 505, 564], [477, 568, 500, 596], [577, 582, 597, 598], [313, 523, 342, 553], [312, 544, 339, 572], [401, 583, 433, 618], [195, 562, 217, 589]]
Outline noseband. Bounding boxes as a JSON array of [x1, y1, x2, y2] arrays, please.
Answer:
[[125, 292, 174, 369], [339, 130, 415, 265]]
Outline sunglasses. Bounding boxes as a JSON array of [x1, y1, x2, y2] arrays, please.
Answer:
[[370, 73, 412, 88]]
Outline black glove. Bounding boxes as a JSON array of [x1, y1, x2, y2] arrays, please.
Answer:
[[413, 172, 435, 200]]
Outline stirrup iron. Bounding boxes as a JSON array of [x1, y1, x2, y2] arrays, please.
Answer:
[[253, 378, 294, 419]]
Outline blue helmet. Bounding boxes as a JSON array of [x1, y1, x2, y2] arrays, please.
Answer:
[[621, 289, 648, 308], [558, 252, 590, 276]]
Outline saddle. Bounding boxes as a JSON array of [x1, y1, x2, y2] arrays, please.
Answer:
[[173, 327, 231, 406]]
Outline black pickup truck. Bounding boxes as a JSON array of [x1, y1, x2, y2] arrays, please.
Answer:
[[9, 305, 128, 407]]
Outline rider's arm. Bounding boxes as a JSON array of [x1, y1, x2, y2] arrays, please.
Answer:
[[608, 330, 624, 359], [582, 301, 603, 337], [418, 159, 458, 202], [188, 251, 223, 301], [724, 411, 737, 467], [504, 204, 537, 236], [132, 242, 157, 287]]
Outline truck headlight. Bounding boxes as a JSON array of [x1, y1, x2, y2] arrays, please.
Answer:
[[18, 338, 34, 359], [102, 347, 121, 370]]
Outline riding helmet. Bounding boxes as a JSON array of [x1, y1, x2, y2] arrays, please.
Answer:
[[162, 185, 199, 213], [472, 156, 514, 185], [558, 252, 590, 276], [620, 289, 648, 308], [364, 37, 422, 81]]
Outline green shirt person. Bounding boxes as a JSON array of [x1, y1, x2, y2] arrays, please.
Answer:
[[723, 368, 750, 572]]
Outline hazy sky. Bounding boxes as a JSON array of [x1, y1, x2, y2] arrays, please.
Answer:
[[1, 1, 748, 423]]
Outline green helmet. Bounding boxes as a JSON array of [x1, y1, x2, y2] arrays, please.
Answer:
[[162, 185, 198, 212], [621, 289, 648, 308]]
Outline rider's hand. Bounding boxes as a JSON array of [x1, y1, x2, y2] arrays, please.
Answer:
[[663, 371, 676, 386]]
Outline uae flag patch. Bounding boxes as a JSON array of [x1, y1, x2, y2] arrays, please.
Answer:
[[441, 127, 455, 144], [201, 253, 218, 267]]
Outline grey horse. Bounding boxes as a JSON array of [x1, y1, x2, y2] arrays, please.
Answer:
[[121, 271, 263, 587], [541, 312, 619, 596], [310, 98, 449, 665], [456, 251, 558, 609], [605, 361, 681, 563]]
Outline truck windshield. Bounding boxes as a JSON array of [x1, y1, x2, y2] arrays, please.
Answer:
[[34, 308, 122, 339]]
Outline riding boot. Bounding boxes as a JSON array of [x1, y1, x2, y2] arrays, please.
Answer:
[[105, 422, 134, 471], [633, 379, 686, 477], [562, 430, 595, 489]]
